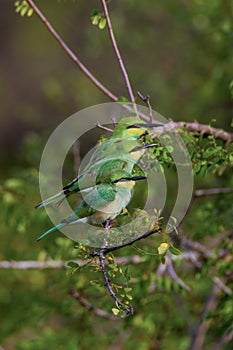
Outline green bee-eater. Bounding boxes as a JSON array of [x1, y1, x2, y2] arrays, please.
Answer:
[[35, 117, 161, 209], [37, 174, 147, 241]]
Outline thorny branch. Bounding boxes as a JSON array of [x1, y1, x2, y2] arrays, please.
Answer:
[[98, 249, 134, 316]]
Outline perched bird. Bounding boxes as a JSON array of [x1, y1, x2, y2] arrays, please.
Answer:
[[37, 174, 147, 241], [35, 117, 161, 209]]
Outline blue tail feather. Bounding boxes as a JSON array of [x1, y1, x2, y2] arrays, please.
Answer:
[[37, 222, 65, 241], [35, 191, 66, 210]]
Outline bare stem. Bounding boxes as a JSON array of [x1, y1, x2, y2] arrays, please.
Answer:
[[101, 0, 137, 110], [26, 0, 118, 102], [137, 91, 153, 122], [194, 188, 233, 197], [0, 255, 145, 269], [153, 120, 233, 143], [70, 288, 117, 320], [96, 122, 114, 132]]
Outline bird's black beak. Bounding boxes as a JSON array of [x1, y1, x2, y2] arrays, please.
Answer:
[[142, 143, 158, 149], [114, 175, 147, 183], [142, 123, 163, 128], [127, 123, 163, 129], [131, 175, 147, 181], [129, 143, 157, 153]]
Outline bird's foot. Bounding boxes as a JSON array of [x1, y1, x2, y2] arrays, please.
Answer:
[[104, 219, 116, 230]]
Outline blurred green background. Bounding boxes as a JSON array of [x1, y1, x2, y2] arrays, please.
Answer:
[[0, 1, 232, 349]]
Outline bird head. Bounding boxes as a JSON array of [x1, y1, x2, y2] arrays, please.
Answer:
[[113, 116, 163, 140]]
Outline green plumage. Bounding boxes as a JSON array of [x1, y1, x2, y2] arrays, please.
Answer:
[[36, 117, 161, 241], [37, 175, 146, 241], [35, 118, 160, 209]]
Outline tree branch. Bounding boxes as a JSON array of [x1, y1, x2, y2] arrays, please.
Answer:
[[26, 0, 118, 102], [194, 188, 233, 197], [98, 249, 134, 316], [0, 255, 145, 269], [150, 252, 191, 292], [69, 288, 118, 320], [101, 0, 136, 109], [153, 120, 233, 143]]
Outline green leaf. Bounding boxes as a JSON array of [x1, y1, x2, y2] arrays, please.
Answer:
[[117, 96, 130, 103], [67, 261, 79, 268], [20, 6, 29, 16], [160, 255, 166, 264], [169, 244, 182, 256], [126, 294, 133, 300], [27, 8, 34, 17], [112, 308, 119, 316], [91, 10, 101, 25], [194, 163, 201, 174], [99, 17, 106, 29]]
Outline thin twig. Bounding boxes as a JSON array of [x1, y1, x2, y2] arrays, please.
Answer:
[[212, 276, 232, 295], [137, 91, 153, 122], [194, 188, 233, 197], [70, 288, 117, 320], [26, 0, 118, 102], [101, 0, 137, 111], [150, 252, 191, 292], [96, 122, 114, 132], [166, 252, 191, 291], [182, 238, 212, 258]]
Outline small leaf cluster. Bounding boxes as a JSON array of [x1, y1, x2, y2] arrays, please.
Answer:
[[182, 132, 233, 176], [91, 10, 106, 30], [14, 1, 34, 17]]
